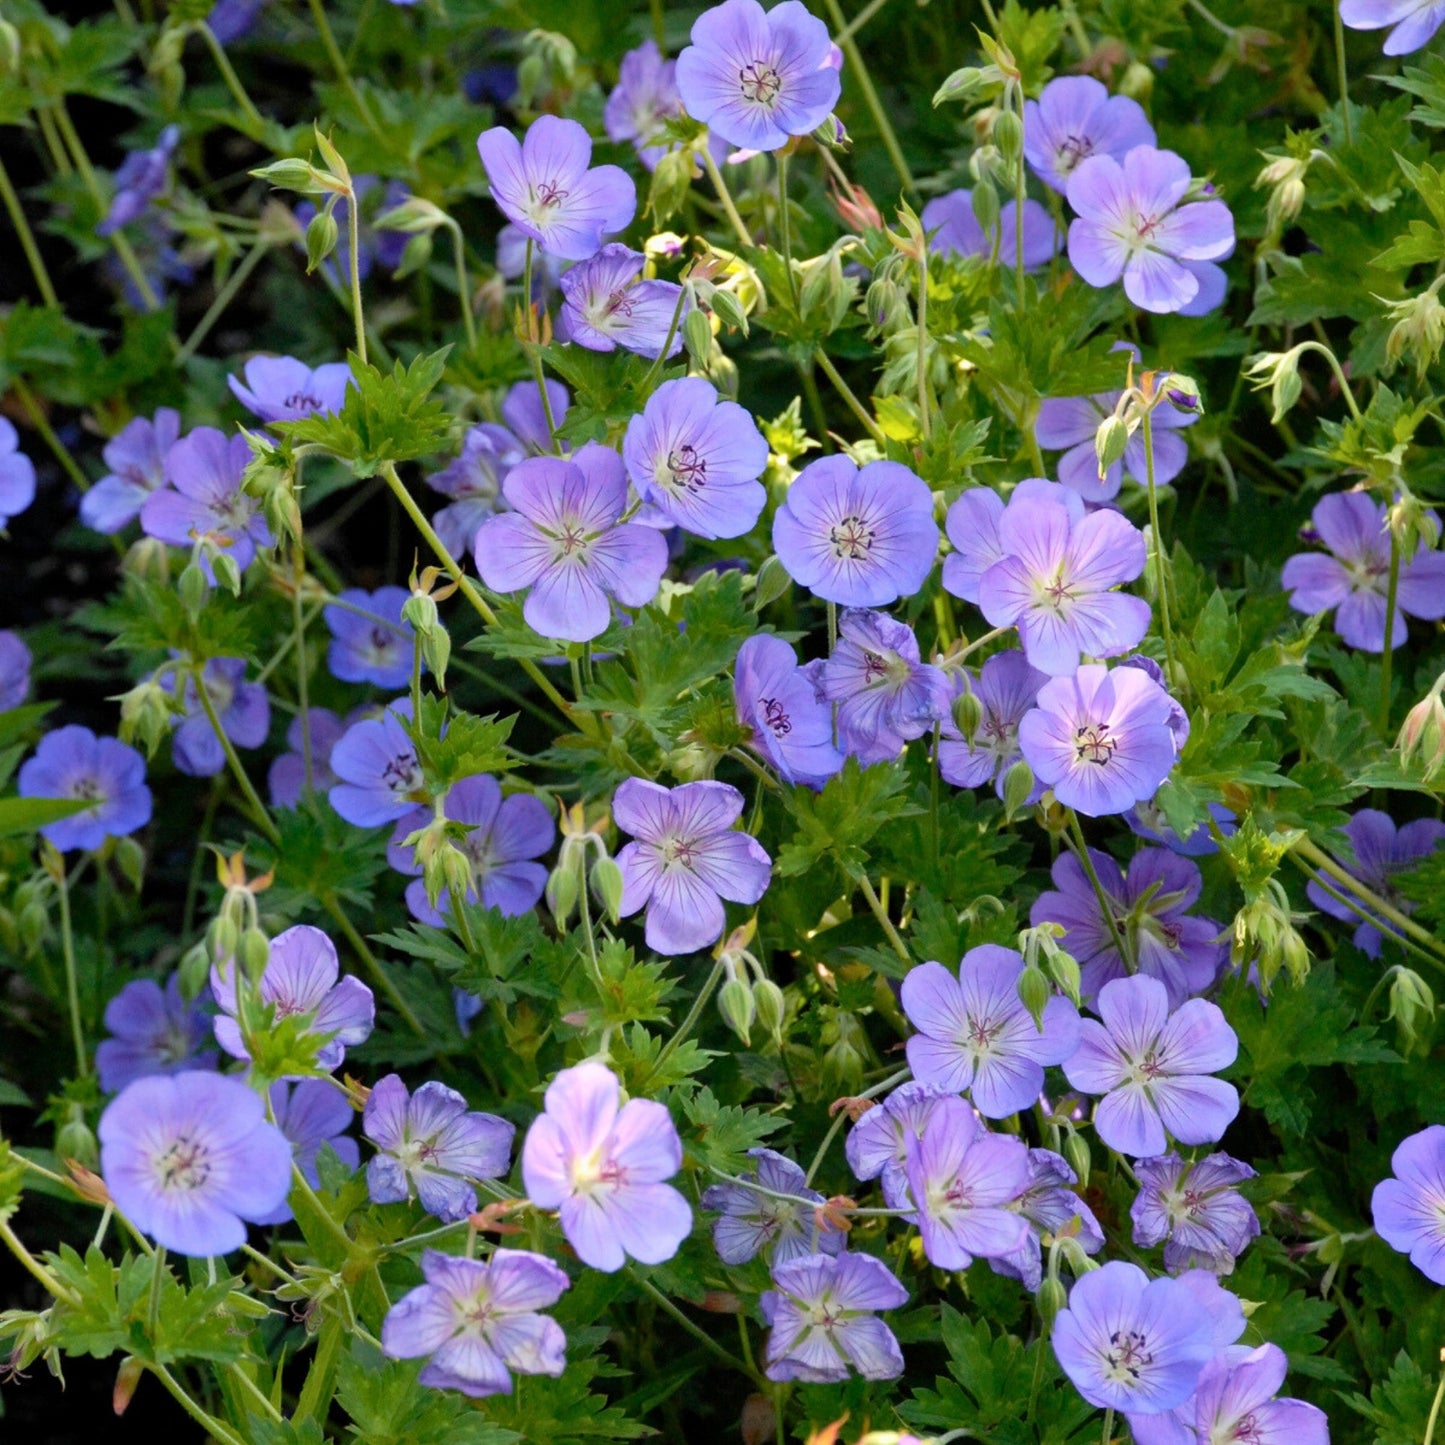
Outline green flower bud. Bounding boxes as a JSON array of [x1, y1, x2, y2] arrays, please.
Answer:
[[1044, 944, 1082, 1008], [57, 1114, 99, 1170], [1094, 414, 1130, 478], [591, 856, 625, 924], [305, 209, 339, 274], [178, 562, 209, 620], [1037, 1276, 1068, 1327], [1016, 963, 1052, 1029], [546, 858, 581, 927], [119, 678, 174, 759], [993, 109, 1024, 168], [211, 549, 243, 598], [971, 177, 1001, 239], [754, 978, 786, 1040], [394, 231, 434, 279], [1002, 759, 1035, 820], [239, 927, 270, 982], [209, 914, 239, 965], [932, 65, 995, 108], [684, 307, 714, 369], [1063, 1131, 1091, 1189], [951, 687, 984, 739], [249, 158, 326, 194], [1118, 60, 1154, 103], [1389, 967, 1435, 1052], [178, 941, 211, 1000], [710, 287, 750, 337], [114, 836, 146, 894], [18, 900, 49, 952], [718, 977, 756, 1046], [648, 146, 695, 225], [0, 20, 21, 79], [751, 554, 792, 613], [375, 195, 449, 235]]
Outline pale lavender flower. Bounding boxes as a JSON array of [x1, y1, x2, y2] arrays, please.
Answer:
[[474, 444, 670, 644], [95, 975, 217, 1095], [558, 244, 687, 358], [675, 0, 841, 153], [98, 125, 180, 235], [497, 223, 569, 298], [521, 1061, 692, 1271], [734, 633, 844, 787], [252, 1079, 361, 1225], [623, 378, 768, 539], [328, 703, 426, 826], [844, 1081, 953, 1209], [773, 456, 939, 606], [81, 408, 181, 533], [211, 923, 375, 1072], [760, 1252, 907, 1383], [502, 379, 571, 454], [1131, 1153, 1259, 1275], [269, 708, 348, 807], [1373, 1125, 1445, 1284], [1018, 663, 1180, 818], [1281, 492, 1445, 651], [1305, 808, 1445, 957], [701, 1147, 845, 1266], [818, 609, 951, 766], [389, 775, 554, 926], [990, 1147, 1105, 1291], [228, 356, 352, 423], [18, 726, 152, 852], [1052, 1260, 1217, 1413], [477, 115, 637, 261], [141, 427, 273, 577], [1024, 76, 1156, 193], [977, 490, 1150, 675], [605, 40, 694, 170], [0, 418, 36, 526], [382, 1249, 569, 1397], [0, 631, 31, 712], [941, 479, 1082, 606], [1031, 847, 1226, 1009], [1341, 0, 1445, 54], [1066, 146, 1234, 314], [901, 945, 1081, 1118], [614, 778, 772, 954], [939, 650, 1049, 797], [208, 0, 265, 43], [902, 1095, 1032, 1269], [425, 423, 524, 557], [365, 1073, 515, 1222], [98, 1071, 292, 1255], [921, 190, 1059, 271], [325, 587, 416, 689], [172, 657, 271, 778], [1063, 975, 1239, 1158]]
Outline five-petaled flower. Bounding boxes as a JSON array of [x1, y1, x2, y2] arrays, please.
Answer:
[[734, 633, 844, 787], [18, 725, 153, 853], [558, 244, 688, 359], [700, 1147, 846, 1266]]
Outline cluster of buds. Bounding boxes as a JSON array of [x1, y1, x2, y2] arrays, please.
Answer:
[[1, 869, 51, 956], [1242, 343, 1310, 424], [1254, 146, 1320, 234], [1386, 965, 1436, 1055], [400, 797, 473, 911], [374, 193, 459, 282], [402, 561, 460, 690], [546, 799, 623, 927], [243, 429, 304, 546], [1230, 876, 1310, 992], [1381, 276, 1445, 383], [117, 671, 178, 758], [1093, 363, 1204, 482], [251, 127, 358, 279], [205, 848, 274, 992], [1399, 670, 1445, 781], [1017, 921, 1083, 1017], [515, 29, 577, 112], [713, 919, 785, 1047]]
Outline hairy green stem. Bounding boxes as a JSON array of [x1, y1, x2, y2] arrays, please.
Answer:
[[814, 350, 887, 445], [1333, 4, 1354, 145], [632, 1274, 768, 1388], [12, 375, 89, 492], [1066, 811, 1133, 972], [1141, 409, 1178, 686], [854, 870, 910, 963], [196, 21, 266, 130], [305, 0, 381, 136], [820, 0, 916, 197], [1379, 526, 1401, 736], [149, 1363, 249, 1445], [700, 146, 753, 250], [176, 240, 271, 366], [323, 892, 427, 1036], [195, 671, 283, 846], [651, 959, 725, 1085], [55, 862, 88, 1078], [0, 154, 58, 305]]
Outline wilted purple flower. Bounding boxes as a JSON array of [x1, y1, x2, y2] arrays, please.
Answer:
[[502, 379, 571, 454], [425, 423, 524, 557], [623, 378, 768, 539], [614, 778, 771, 954], [939, 651, 1049, 797], [324, 587, 416, 689], [701, 1148, 844, 1266], [477, 115, 636, 261], [98, 1070, 292, 1255], [977, 491, 1149, 675], [80, 408, 181, 534], [0, 419, 36, 526], [1341, 0, 1445, 54], [521, 1061, 692, 1271], [328, 704, 426, 826], [228, 356, 352, 424], [18, 726, 152, 852], [382, 1248, 569, 1397], [1305, 808, 1445, 957], [172, 657, 271, 778], [558, 244, 687, 358], [942, 479, 1081, 606], [366, 1074, 514, 1222], [1373, 1125, 1445, 1284], [269, 708, 348, 807], [1131, 1153, 1259, 1275], [901, 946, 1081, 1118], [844, 1081, 953, 1209], [920, 190, 1060, 271], [902, 1095, 1031, 1269], [1036, 373, 1198, 505], [1127, 800, 1237, 857], [1018, 663, 1180, 818], [0, 630, 31, 712], [1031, 847, 1226, 1009], [817, 609, 950, 766], [475, 444, 669, 644], [252, 1079, 361, 1225], [675, 0, 841, 153], [734, 633, 844, 787], [773, 456, 938, 607], [212, 924, 375, 1072], [141, 427, 273, 577], [1281, 492, 1445, 651], [98, 125, 180, 235], [761, 1252, 906, 1383], [1066, 146, 1234, 315], [1052, 1260, 1216, 1413], [990, 1147, 1105, 1291], [389, 775, 554, 925], [1025, 77, 1156, 193], [95, 975, 218, 1095], [1063, 975, 1239, 1158]]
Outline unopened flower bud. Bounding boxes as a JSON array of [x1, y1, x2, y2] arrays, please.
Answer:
[[865, 277, 911, 335], [1063, 1130, 1090, 1189], [1399, 679, 1445, 780], [971, 175, 1001, 238], [932, 64, 995, 108], [647, 146, 695, 225], [0, 20, 20, 79], [239, 927, 270, 981], [810, 114, 849, 151], [683, 306, 714, 368], [305, 209, 339, 274], [209, 913, 239, 964], [1037, 1276, 1068, 1327], [1389, 967, 1435, 1052], [1016, 963, 1052, 1029], [1002, 759, 1035, 819], [591, 856, 625, 924], [250, 157, 326, 194], [1118, 60, 1154, 102], [56, 1110, 98, 1171], [112, 1356, 144, 1416], [1045, 944, 1082, 1007], [741, 1393, 777, 1445], [751, 554, 792, 612], [710, 286, 750, 336], [211, 549, 243, 597], [118, 678, 173, 758], [993, 109, 1023, 168], [178, 562, 209, 619], [1382, 278, 1445, 383], [178, 940, 210, 999], [952, 686, 983, 739], [717, 976, 756, 1046], [122, 535, 172, 583], [1094, 413, 1130, 479], [18, 900, 48, 951], [1243, 347, 1306, 424], [753, 977, 786, 1040], [546, 857, 581, 927]]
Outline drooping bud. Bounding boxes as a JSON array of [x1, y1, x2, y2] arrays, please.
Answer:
[[208, 914, 239, 966], [591, 856, 625, 924], [118, 677, 174, 758], [1037, 1276, 1068, 1327], [239, 926, 270, 982], [177, 562, 209, 620], [305, 208, 339, 274], [1388, 967, 1435, 1053], [211, 548, 243, 598], [993, 109, 1024, 170], [114, 836, 146, 894], [951, 686, 983, 739], [1242, 347, 1307, 424], [113, 1356, 144, 1417], [1016, 962, 1052, 1030], [751, 554, 792, 613], [648, 146, 695, 225], [754, 977, 786, 1040], [178, 940, 210, 1000], [717, 976, 756, 1046], [710, 286, 750, 336], [1063, 1130, 1091, 1190], [1002, 759, 1035, 820], [1093, 413, 1130, 480], [1399, 675, 1445, 781], [970, 175, 1001, 239], [56, 1106, 98, 1171], [683, 306, 713, 369]]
